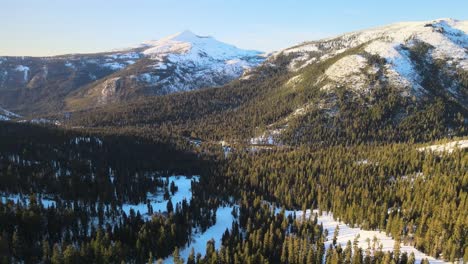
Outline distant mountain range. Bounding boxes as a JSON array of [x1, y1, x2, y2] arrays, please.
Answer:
[[0, 30, 264, 114], [57, 18, 467, 146], [1, 18, 467, 146]]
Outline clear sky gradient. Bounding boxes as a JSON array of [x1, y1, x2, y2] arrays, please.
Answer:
[[1, 0, 467, 56]]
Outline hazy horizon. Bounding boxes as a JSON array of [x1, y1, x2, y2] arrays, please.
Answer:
[[1, 0, 467, 56]]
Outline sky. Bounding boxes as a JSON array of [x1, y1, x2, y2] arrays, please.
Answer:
[[1, 0, 467, 56]]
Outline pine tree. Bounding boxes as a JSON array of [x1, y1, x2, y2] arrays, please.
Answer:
[[187, 248, 196, 264], [147, 252, 153, 264], [172, 247, 184, 264], [63, 245, 78, 264], [167, 199, 174, 214], [11, 230, 24, 260], [400, 252, 408, 264], [344, 241, 352, 264], [333, 225, 340, 246], [393, 237, 401, 263], [42, 240, 51, 264], [51, 244, 63, 264], [407, 252, 415, 264]]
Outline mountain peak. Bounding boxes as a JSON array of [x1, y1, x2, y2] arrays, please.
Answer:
[[145, 30, 212, 47], [141, 30, 262, 60], [169, 30, 207, 42]]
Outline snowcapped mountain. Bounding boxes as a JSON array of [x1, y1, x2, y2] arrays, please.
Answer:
[[269, 18, 467, 96], [66, 31, 264, 109], [238, 18, 468, 144], [0, 31, 264, 114]]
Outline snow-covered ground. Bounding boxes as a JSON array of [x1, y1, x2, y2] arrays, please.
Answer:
[[164, 206, 235, 263], [141, 30, 261, 62], [250, 128, 283, 145], [25, 118, 61, 126], [285, 209, 447, 264], [0, 193, 56, 208], [325, 54, 371, 92], [71, 136, 103, 146], [14, 65, 30, 82], [122, 176, 199, 219], [0, 176, 198, 221], [274, 18, 467, 96], [137, 30, 265, 92], [162, 204, 445, 263], [0, 106, 20, 121], [0, 173, 451, 263], [418, 139, 468, 153]]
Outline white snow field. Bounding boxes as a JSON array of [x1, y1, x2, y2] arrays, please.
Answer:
[[274, 18, 467, 95], [136, 30, 264, 92], [122, 175, 199, 219], [418, 139, 468, 153], [285, 210, 447, 264], [0, 194, 56, 208], [161, 205, 445, 263], [164, 206, 235, 263]]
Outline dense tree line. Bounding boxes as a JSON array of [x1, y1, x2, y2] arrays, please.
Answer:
[[207, 143, 467, 262], [64, 45, 467, 146], [1, 56, 467, 262], [0, 122, 207, 203], [0, 193, 221, 263]]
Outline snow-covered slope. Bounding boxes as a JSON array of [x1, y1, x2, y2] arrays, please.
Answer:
[[136, 30, 264, 93], [277, 18, 467, 71], [164, 205, 445, 264], [290, 210, 447, 264], [0, 106, 20, 121], [267, 18, 467, 96], [247, 18, 468, 144], [66, 31, 265, 108], [0, 31, 265, 113]]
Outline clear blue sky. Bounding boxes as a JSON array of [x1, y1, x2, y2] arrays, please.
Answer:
[[1, 0, 467, 56]]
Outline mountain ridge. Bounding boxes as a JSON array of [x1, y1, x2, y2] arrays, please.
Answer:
[[0, 31, 265, 114], [63, 18, 467, 146]]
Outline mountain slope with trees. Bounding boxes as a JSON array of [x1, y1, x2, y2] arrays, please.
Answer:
[[0, 31, 264, 115], [66, 19, 468, 147]]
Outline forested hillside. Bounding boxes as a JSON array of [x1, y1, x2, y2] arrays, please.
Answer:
[[0, 18, 467, 263]]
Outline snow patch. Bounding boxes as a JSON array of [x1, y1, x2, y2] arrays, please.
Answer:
[[250, 129, 283, 145], [1, 193, 56, 208], [14, 65, 29, 82], [122, 176, 199, 219], [418, 139, 468, 153], [285, 209, 447, 264], [325, 55, 369, 91], [102, 62, 125, 70], [165, 206, 235, 263]]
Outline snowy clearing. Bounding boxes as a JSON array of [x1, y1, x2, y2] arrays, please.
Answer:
[[1, 194, 56, 208], [418, 139, 468, 153], [164, 206, 235, 263], [285, 209, 447, 264], [122, 176, 199, 219]]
